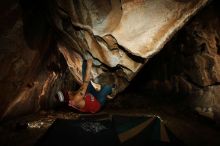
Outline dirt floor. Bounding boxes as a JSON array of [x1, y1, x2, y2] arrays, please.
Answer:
[[0, 92, 220, 146]]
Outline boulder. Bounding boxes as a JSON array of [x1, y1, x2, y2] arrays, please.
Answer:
[[53, 0, 209, 94]]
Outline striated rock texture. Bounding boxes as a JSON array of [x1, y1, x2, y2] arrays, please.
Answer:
[[184, 2, 220, 110], [132, 0, 220, 112], [0, 1, 76, 119], [50, 0, 209, 93], [0, 0, 212, 119]]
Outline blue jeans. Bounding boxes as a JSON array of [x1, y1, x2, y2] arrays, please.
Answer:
[[82, 60, 112, 106]]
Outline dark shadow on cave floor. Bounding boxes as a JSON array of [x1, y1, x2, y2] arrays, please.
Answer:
[[1, 1, 220, 145], [1, 31, 220, 146], [0, 90, 220, 146], [1, 37, 220, 145]]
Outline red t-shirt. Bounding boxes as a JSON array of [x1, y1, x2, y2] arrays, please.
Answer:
[[79, 93, 101, 113]]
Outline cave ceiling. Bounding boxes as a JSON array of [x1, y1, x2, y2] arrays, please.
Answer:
[[0, 0, 212, 119], [54, 0, 210, 94]]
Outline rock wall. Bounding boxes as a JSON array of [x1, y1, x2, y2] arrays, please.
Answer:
[[49, 0, 209, 94], [132, 0, 220, 111], [184, 1, 220, 110], [0, 0, 216, 120], [0, 0, 75, 120]]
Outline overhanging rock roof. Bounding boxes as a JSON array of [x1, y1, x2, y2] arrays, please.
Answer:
[[55, 0, 210, 94]]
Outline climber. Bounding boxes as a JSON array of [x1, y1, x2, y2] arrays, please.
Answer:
[[55, 59, 115, 113]]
